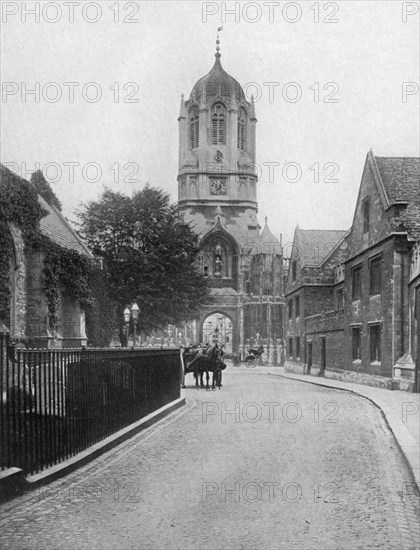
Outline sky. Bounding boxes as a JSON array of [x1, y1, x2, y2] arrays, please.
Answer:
[[1, 0, 419, 247]]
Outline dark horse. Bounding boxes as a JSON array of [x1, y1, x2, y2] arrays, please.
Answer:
[[181, 344, 224, 390]]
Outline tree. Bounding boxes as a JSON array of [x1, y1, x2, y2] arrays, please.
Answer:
[[31, 170, 62, 211], [77, 186, 211, 333]]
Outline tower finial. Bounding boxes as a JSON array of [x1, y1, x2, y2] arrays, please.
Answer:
[[179, 93, 186, 118], [265, 215, 268, 226], [215, 26, 223, 59]]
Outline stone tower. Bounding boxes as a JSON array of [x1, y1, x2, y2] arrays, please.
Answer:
[[177, 36, 259, 243], [177, 37, 284, 363]]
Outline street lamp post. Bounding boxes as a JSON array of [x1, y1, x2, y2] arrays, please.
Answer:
[[131, 303, 139, 347], [123, 303, 140, 347], [123, 307, 130, 347]]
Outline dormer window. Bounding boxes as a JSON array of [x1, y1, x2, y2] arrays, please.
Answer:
[[190, 106, 199, 148], [237, 107, 246, 150], [212, 103, 225, 145]]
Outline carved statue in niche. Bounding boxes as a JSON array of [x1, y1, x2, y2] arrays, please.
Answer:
[[214, 243, 223, 276]]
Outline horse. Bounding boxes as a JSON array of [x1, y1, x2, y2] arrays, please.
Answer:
[[182, 344, 224, 390], [181, 344, 204, 388]]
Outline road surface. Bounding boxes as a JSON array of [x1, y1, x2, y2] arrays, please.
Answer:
[[1, 368, 419, 550]]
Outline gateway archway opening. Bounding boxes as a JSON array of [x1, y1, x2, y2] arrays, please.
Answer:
[[202, 313, 233, 353]]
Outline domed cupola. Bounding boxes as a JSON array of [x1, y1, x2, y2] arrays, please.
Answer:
[[190, 38, 246, 105], [177, 35, 258, 236]]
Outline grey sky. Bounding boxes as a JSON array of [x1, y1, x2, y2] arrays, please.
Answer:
[[1, 0, 419, 246]]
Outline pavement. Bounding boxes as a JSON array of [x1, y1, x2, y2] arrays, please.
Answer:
[[263, 366, 420, 492], [0, 368, 419, 550]]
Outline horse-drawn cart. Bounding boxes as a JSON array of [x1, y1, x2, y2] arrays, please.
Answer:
[[181, 344, 226, 390]]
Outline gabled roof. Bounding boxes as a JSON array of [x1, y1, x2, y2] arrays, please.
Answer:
[[297, 229, 347, 267], [374, 156, 420, 207], [38, 196, 92, 257], [1, 164, 92, 258], [200, 215, 240, 251], [259, 217, 281, 255], [347, 151, 420, 242]]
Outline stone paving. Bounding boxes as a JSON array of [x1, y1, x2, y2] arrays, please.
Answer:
[[271, 366, 420, 491], [0, 368, 419, 550]]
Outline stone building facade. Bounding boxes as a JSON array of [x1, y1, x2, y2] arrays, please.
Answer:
[[409, 242, 420, 392], [285, 151, 420, 391], [285, 228, 347, 370], [2, 165, 93, 348], [176, 39, 284, 362]]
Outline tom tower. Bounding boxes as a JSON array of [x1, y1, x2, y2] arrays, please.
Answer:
[[177, 37, 285, 363]]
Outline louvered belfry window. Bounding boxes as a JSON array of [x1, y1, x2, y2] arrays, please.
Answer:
[[212, 103, 225, 145], [190, 106, 199, 148], [237, 107, 246, 149]]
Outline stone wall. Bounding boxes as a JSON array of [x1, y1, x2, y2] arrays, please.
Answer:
[[346, 160, 394, 259], [9, 226, 27, 342], [243, 298, 283, 341], [15, 247, 87, 349], [26, 249, 49, 347], [284, 361, 394, 390], [343, 236, 410, 377], [59, 293, 87, 348], [305, 309, 344, 371], [324, 369, 393, 389]]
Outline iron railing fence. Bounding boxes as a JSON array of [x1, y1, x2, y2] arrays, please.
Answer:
[[0, 333, 181, 475]]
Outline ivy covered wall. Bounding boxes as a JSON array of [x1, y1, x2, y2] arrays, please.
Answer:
[[0, 165, 114, 347]]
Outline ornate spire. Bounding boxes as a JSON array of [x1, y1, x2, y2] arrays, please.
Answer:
[[179, 93, 185, 118], [250, 94, 257, 119]]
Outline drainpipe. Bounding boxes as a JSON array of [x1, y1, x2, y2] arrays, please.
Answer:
[[416, 286, 420, 393], [401, 248, 405, 357]]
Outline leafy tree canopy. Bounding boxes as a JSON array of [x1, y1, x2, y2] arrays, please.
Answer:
[[77, 186, 211, 331], [31, 170, 62, 211]]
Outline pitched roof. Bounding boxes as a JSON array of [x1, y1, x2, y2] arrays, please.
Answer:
[[259, 217, 281, 255], [1, 164, 92, 258], [298, 229, 347, 267], [38, 195, 92, 257], [374, 156, 420, 207]]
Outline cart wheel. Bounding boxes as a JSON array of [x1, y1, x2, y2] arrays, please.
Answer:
[[245, 356, 257, 368]]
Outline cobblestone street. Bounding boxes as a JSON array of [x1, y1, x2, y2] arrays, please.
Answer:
[[1, 368, 419, 550]]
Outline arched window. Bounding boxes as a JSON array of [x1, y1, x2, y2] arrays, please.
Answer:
[[212, 103, 225, 145], [237, 107, 246, 150], [189, 106, 199, 148]]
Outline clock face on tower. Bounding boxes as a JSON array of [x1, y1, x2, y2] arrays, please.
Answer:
[[211, 179, 227, 195]]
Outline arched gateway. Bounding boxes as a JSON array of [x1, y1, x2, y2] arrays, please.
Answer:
[[175, 36, 285, 364], [201, 312, 234, 353]]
